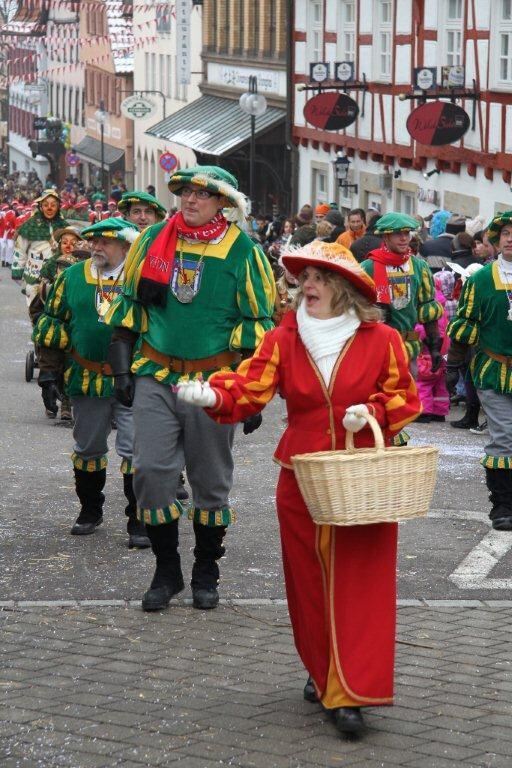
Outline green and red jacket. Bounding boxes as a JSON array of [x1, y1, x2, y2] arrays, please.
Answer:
[[104, 221, 276, 384]]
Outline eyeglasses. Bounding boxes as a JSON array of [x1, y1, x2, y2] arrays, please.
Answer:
[[180, 187, 217, 200]]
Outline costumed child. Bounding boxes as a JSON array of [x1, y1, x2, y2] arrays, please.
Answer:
[[30, 226, 83, 421], [414, 286, 450, 422]]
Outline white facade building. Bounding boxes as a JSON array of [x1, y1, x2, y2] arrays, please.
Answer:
[[293, 0, 512, 221], [131, 0, 202, 203]]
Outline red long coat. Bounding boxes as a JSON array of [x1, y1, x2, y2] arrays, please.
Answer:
[[208, 312, 421, 708]]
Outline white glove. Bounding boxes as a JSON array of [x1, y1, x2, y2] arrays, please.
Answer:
[[176, 380, 217, 408], [342, 404, 369, 433]]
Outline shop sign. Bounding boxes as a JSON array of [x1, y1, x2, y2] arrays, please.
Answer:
[[442, 65, 465, 88], [309, 62, 330, 83], [159, 152, 179, 172], [406, 101, 470, 146], [413, 67, 437, 91], [176, 0, 191, 84], [120, 95, 157, 121], [303, 92, 359, 131], [33, 117, 48, 130]]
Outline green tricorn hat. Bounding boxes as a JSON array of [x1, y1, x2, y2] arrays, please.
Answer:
[[118, 190, 167, 220], [81, 217, 139, 243], [374, 212, 420, 234], [486, 211, 512, 245], [168, 165, 248, 222]]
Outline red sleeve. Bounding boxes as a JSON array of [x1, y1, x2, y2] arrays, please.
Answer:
[[367, 328, 422, 433], [206, 330, 281, 424]]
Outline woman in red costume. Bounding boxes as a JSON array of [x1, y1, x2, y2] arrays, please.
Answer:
[[177, 241, 421, 736]]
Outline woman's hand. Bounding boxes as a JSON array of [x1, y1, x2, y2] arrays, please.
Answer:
[[176, 380, 218, 408], [342, 404, 369, 433]]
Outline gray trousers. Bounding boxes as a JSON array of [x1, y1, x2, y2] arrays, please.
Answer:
[[132, 375, 236, 512], [477, 389, 512, 460], [71, 396, 133, 465]]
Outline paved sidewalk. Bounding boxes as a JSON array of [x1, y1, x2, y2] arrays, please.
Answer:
[[1, 602, 511, 768]]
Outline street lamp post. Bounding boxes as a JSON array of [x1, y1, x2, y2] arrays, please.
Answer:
[[333, 151, 358, 195], [94, 100, 108, 197], [239, 77, 268, 213]]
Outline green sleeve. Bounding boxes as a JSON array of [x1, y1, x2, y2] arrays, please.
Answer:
[[447, 276, 480, 346], [229, 243, 276, 350], [32, 271, 71, 350], [103, 228, 150, 333], [416, 260, 444, 324]]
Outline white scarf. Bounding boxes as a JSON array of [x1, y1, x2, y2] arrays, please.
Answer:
[[297, 300, 361, 385]]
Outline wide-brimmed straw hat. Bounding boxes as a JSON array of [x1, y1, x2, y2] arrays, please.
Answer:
[[281, 241, 377, 302]]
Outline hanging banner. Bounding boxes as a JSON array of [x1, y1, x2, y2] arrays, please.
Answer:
[[176, 0, 190, 85], [406, 101, 470, 146], [303, 92, 359, 131]]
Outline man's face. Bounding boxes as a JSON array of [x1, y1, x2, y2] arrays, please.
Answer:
[[385, 231, 411, 255], [91, 236, 129, 270], [126, 203, 157, 230], [180, 185, 223, 227], [499, 225, 512, 260], [40, 196, 59, 219], [348, 214, 364, 232]]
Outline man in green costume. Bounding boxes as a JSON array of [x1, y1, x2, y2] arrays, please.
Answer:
[[118, 190, 167, 230], [105, 165, 275, 611], [361, 212, 443, 368], [447, 212, 512, 530], [33, 218, 151, 550]]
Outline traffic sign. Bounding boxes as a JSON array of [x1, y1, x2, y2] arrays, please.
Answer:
[[65, 151, 80, 167], [159, 152, 179, 172]]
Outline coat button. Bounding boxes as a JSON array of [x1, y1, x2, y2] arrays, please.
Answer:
[[326, 428, 331, 435]]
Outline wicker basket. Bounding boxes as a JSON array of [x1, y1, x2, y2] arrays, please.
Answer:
[[291, 414, 438, 526]]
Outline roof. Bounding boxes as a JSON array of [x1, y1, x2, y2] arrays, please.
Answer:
[[146, 95, 286, 156], [74, 136, 125, 168]]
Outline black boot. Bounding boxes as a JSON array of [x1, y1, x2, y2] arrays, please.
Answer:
[[123, 474, 150, 549], [486, 468, 512, 530], [450, 403, 480, 429], [191, 522, 226, 609], [71, 468, 106, 535], [176, 472, 189, 502], [142, 520, 184, 611]]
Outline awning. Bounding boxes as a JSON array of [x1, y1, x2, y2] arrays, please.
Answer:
[[74, 136, 125, 168], [146, 95, 285, 156]]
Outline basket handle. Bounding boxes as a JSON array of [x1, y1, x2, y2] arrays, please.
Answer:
[[345, 413, 386, 453]]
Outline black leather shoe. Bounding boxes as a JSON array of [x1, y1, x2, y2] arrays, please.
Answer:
[[304, 676, 318, 702], [492, 517, 512, 531], [333, 707, 364, 735], [142, 576, 184, 612], [70, 517, 103, 535], [192, 586, 219, 609]]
